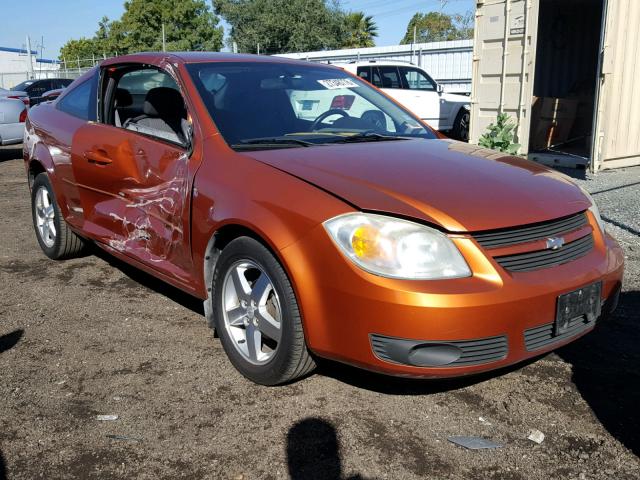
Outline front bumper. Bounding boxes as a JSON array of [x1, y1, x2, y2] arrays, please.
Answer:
[[281, 222, 624, 378]]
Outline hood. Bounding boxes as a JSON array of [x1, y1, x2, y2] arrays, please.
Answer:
[[243, 139, 590, 232], [442, 92, 470, 104]]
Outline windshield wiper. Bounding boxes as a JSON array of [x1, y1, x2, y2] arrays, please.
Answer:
[[232, 137, 315, 150], [324, 132, 411, 144]]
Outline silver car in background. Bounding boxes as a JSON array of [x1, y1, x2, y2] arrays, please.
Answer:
[[0, 93, 27, 145]]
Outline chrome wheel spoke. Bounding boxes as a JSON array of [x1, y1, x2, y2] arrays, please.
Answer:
[[49, 220, 56, 237], [250, 273, 271, 305], [230, 266, 251, 301], [256, 308, 281, 342], [245, 323, 260, 361], [226, 306, 247, 326]]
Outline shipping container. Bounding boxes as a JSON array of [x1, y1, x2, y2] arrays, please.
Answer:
[[470, 0, 640, 171]]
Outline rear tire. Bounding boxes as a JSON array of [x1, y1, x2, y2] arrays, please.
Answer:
[[31, 173, 85, 260], [212, 237, 315, 385], [452, 108, 470, 142]]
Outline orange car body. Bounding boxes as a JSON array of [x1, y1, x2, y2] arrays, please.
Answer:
[[24, 53, 624, 378]]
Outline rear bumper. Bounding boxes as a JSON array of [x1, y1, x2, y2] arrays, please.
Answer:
[[0, 122, 25, 145], [281, 223, 625, 378]]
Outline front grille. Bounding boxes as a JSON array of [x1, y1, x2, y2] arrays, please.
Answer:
[[473, 212, 588, 249], [370, 334, 508, 367], [524, 317, 595, 351], [494, 233, 594, 272]]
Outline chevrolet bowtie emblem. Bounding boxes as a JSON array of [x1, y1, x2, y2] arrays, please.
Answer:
[[546, 237, 565, 250]]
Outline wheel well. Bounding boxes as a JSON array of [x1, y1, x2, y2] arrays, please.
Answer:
[[456, 105, 470, 118], [28, 160, 46, 188], [202, 224, 277, 328]]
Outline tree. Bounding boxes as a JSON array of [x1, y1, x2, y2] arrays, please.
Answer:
[[452, 11, 474, 40], [400, 11, 474, 44], [59, 38, 104, 67], [342, 12, 378, 48], [59, 0, 223, 60], [215, 0, 346, 54], [118, 0, 223, 52]]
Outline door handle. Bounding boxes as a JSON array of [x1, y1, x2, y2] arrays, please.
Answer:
[[84, 150, 112, 166]]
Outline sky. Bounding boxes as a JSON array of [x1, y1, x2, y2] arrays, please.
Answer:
[[0, 0, 474, 60]]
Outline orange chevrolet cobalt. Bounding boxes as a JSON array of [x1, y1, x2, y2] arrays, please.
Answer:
[[24, 53, 624, 385]]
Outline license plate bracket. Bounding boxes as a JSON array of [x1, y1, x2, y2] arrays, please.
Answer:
[[555, 282, 602, 336]]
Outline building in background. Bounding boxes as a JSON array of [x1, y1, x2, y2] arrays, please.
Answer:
[[0, 46, 60, 89]]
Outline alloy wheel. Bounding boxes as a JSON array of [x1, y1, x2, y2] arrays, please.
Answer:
[[35, 186, 56, 248], [222, 260, 282, 365]]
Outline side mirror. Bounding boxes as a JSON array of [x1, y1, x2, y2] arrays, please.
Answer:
[[437, 84, 444, 95], [181, 118, 194, 155]]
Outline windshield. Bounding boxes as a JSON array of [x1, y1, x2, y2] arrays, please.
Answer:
[[186, 61, 436, 150], [11, 81, 34, 91]]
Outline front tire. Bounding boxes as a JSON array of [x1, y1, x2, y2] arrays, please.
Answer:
[[31, 173, 85, 260], [452, 108, 470, 142], [212, 237, 315, 385]]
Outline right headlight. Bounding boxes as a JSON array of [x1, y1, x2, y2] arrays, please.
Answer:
[[323, 213, 471, 280], [579, 186, 606, 234]]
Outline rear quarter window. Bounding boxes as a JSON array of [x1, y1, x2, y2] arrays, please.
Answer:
[[57, 79, 96, 120]]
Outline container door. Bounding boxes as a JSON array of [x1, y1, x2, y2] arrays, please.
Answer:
[[470, 0, 540, 152], [592, 0, 640, 170]]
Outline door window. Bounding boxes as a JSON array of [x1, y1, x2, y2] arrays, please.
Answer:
[[369, 68, 383, 88], [56, 79, 74, 89], [356, 66, 371, 82], [109, 68, 188, 146], [376, 66, 402, 89], [399, 67, 437, 91]]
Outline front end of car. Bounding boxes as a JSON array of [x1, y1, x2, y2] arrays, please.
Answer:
[[281, 199, 624, 378]]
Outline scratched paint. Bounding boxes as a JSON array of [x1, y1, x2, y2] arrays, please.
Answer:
[[106, 150, 190, 268]]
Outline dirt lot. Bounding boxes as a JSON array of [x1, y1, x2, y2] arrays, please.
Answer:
[[1, 145, 639, 480]]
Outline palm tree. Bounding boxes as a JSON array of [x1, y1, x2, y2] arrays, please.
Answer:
[[343, 12, 378, 48]]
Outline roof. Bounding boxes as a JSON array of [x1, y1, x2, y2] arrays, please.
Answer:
[[338, 59, 417, 67], [0, 46, 38, 55], [102, 51, 328, 67], [0, 46, 59, 64]]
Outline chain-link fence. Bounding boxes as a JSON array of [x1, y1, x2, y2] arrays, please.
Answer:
[[0, 56, 113, 89]]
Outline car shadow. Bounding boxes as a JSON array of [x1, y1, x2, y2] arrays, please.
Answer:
[[0, 329, 23, 354], [287, 417, 368, 480], [557, 289, 640, 457], [551, 165, 588, 180], [0, 450, 7, 480], [315, 355, 541, 396], [0, 146, 22, 163], [90, 246, 204, 316], [0, 328, 20, 479]]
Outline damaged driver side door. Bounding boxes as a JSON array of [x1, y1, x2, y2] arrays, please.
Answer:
[[70, 65, 195, 285]]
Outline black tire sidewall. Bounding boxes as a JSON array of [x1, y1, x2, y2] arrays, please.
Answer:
[[31, 173, 64, 259], [212, 237, 302, 385], [455, 108, 470, 141]]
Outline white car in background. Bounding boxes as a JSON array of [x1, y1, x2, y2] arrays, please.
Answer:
[[0, 96, 27, 145], [339, 61, 470, 141]]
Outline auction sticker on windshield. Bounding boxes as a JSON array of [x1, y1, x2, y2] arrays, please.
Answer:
[[317, 78, 360, 89]]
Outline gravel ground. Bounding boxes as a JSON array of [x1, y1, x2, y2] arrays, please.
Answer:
[[1, 145, 639, 480]]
